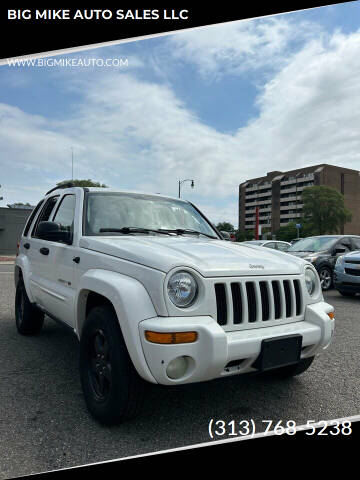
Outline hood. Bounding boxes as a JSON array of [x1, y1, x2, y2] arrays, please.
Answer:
[[79, 235, 307, 277], [342, 250, 360, 260], [288, 250, 327, 259]]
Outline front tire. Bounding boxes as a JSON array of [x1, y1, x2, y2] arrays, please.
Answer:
[[79, 305, 145, 425], [267, 356, 315, 378], [15, 279, 44, 335], [318, 267, 332, 291]]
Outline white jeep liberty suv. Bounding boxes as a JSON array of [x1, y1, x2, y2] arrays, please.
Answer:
[[14, 185, 335, 424]]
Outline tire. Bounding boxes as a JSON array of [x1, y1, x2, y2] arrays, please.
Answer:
[[79, 305, 145, 425], [338, 290, 356, 297], [15, 279, 44, 335], [267, 356, 315, 378], [318, 267, 332, 291]]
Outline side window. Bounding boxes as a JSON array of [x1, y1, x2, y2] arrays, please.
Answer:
[[23, 200, 44, 237], [277, 242, 290, 251], [32, 196, 59, 237], [338, 238, 351, 253], [351, 238, 360, 250], [264, 242, 276, 249], [52, 195, 76, 240]]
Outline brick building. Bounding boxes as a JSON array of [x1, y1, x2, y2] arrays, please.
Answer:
[[238, 164, 360, 236]]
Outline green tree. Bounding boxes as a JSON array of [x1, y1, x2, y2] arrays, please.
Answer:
[[216, 222, 235, 232], [275, 222, 298, 242], [235, 229, 254, 242], [56, 179, 108, 188], [302, 186, 352, 235]]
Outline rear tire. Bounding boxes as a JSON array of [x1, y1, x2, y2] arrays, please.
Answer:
[[267, 356, 315, 378], [338, 290, 356, 297], [79, 305, 145, 425], [15, 279, 44, 335]]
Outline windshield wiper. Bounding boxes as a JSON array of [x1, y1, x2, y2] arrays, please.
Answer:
[[99, 227, 172, 235], [159, 228, 218, 239]]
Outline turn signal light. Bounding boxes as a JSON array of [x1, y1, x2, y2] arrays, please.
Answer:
[[145, 331, 198, 344], [328, 312, 335, 319]]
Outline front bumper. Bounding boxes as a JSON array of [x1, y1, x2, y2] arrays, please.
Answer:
[[138, 301, 335, 385], [334, 269, 360, 292]]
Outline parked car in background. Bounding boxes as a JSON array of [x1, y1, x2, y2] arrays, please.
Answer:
[[242, 240, 291, 251], [220, 231, 236, 241], [291, 238, 304, 245], [220, 231, 231, 241], [287, 235, 360, 291], [334, 250, 360, 296]]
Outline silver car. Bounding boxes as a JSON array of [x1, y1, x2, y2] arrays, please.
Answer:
[[334, 250, 360, 296], [242, 240, 291, 252]]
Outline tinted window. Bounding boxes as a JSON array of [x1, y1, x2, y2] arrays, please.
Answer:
[[337, 238, 351, 252], [264, 242, 276, 249], [351, 238, 360, 250], [23, 200, 44, 236], [53, 195, 76, 239], [277, 242, 290, 251], [32, 196, 59, 237]]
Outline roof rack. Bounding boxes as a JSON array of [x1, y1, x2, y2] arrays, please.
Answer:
[[45, 182, 75, 195]]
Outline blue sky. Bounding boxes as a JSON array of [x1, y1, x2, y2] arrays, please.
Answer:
[[1, 2, 360, 226]]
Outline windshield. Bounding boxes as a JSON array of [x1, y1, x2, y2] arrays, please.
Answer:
[[84, 192, 218, 237], [288, 236, 339, 252]]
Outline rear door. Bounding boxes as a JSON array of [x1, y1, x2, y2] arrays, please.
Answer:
[[27, 195, 60, 305], [46, 194, 77, 326]]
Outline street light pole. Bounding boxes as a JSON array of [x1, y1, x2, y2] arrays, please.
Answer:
[[178, 179, 194, 198]]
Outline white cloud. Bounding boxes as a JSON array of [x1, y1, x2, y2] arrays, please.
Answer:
[[2, 24, 360, 228], [168, 16, 322, 79]]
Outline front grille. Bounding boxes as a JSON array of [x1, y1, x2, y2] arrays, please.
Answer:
[[345, 268, 360, 276], [214, 277, 303, 329], [345, 260, 360, 264]]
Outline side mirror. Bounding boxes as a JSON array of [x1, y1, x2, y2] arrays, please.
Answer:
[[334, 247, 346, 255], [37, 221, 72, 244], [220, 231, 231, 241]]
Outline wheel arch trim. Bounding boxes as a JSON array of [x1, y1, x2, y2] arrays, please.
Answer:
[[76, 269, 158, 384]]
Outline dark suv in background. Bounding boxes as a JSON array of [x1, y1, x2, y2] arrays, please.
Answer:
[[287, 235, 360, 290]]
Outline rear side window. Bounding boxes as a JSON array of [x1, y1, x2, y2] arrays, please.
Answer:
[[264, 242, 276, 249], [23, 200, 44, 237], [52, 195, 76, 239], [31, 196, 59, 237]]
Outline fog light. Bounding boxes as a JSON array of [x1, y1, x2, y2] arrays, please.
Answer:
[[166, 356, 189, 379]]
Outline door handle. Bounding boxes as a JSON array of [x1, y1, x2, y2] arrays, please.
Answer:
[[40, 247, 49, 256], [23, 243, 30, 250]]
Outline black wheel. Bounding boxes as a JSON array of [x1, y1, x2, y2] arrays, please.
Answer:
[[318, 267, 332, 291], [338, 290, 356, 297], [15, 279, 44, 335], [79, 305, 145, 425], [266, 356, 315, 378]]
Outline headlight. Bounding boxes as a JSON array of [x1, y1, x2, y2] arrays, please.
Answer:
[[167, 271, 198, 308], [335, 255, 344, 266], [304, 256, 318, 263], [305, 267, 318, 296]]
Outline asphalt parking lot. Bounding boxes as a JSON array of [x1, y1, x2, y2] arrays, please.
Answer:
[[1, 263, 359, 478]]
